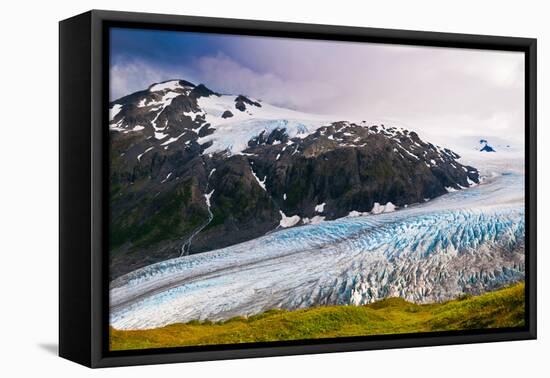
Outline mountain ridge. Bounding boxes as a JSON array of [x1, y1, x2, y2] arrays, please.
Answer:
[[109, 79, 481, 279]]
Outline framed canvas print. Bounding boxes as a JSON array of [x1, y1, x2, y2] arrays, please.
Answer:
[[59, 10, 537, 368]]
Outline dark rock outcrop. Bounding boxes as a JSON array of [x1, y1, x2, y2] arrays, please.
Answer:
[[221, 110, 233, 119], [235, 95, 262, 112], [191, 83, 219, 98]]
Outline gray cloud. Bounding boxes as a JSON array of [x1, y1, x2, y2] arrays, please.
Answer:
[[110, 36, 525, 146], [110, 60, 196, 100], [225, 38, 525, 144]]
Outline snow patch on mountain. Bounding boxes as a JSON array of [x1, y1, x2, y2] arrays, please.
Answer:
[[250, 167, 267, 191], [371, 202, 396, 214], [279, 210, 301, 228], [137, 147, 153, 162], [109, 104, 122, 121], [302, 215, 326, 225], [204, 190, 215, 208], [195, 95, 331, 155], [149, 80, 186, 92], [161, 132, 186, 146], [161, 172, 172, 183], [347, 210, 369, 217]]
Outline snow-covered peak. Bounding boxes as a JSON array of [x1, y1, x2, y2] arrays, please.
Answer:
[[111, 79, 421, 156], [149, 80, 192, 92], [479, 139, 496, 152], [109, 79, 485, 166]]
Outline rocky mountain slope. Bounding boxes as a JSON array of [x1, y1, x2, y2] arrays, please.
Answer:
[[109, 79, 480, 279]]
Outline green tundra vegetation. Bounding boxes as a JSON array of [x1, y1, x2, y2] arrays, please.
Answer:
[[110, 178, 205, 252], [110, 282, 525, 351]]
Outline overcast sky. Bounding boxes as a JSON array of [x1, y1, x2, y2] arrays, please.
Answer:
[[110, 28, 525, 145]]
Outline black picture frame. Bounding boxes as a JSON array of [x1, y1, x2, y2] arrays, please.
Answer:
[[59, 9, 537, 368]]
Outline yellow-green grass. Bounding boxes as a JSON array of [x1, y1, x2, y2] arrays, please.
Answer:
[[110, 282, 524, 351]]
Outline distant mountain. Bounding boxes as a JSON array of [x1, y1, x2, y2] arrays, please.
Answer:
[[479, 139, 496, 152], [108, 79, 480, 279]]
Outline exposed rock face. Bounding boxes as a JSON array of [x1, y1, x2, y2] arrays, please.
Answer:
[[245, 123, 478, 221], [108, 79, 480, 279], [221, 110, 233, 119], [234, 95, 262, 112]]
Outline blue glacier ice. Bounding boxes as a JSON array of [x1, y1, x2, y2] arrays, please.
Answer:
[[110, 171, 525, 330]]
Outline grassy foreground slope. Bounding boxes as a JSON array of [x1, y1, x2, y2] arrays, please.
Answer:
[[110, 282, 524, 351]]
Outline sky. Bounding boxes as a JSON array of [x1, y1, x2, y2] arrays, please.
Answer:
[[110, 27, 525, 146]]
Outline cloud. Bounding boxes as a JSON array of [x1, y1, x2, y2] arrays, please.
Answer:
[[228, 39, 525, 143], [193, 52, 335, 111], [109, 60, 191, 100], [109, 31, 525, 145]]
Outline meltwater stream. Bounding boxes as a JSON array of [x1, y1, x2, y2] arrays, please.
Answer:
[[110, 171, 525, 330]]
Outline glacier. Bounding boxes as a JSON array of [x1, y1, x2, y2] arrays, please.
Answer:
[[110, 170, 524, 330]]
